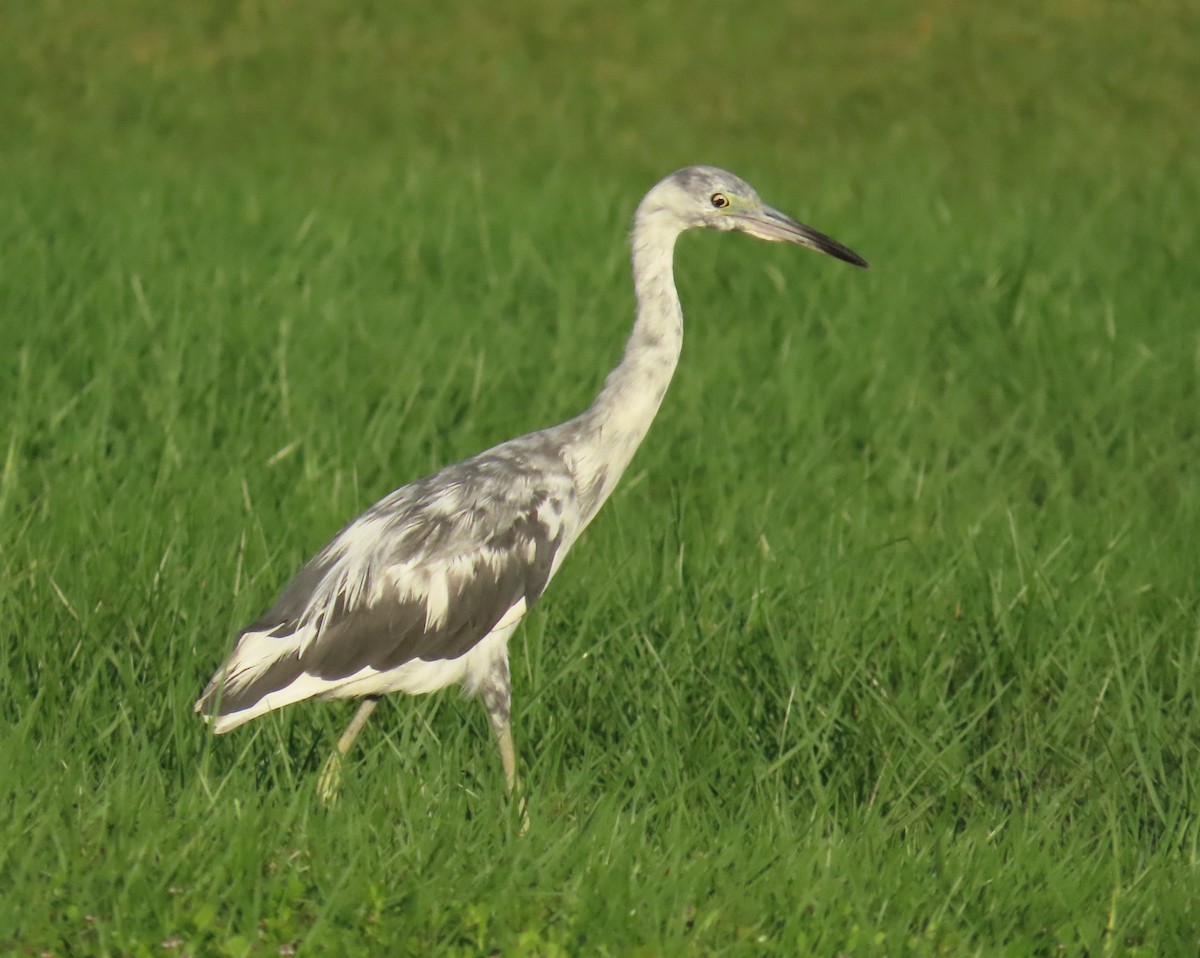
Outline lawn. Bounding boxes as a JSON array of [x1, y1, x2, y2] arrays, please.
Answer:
[[2, 1, 1198, 954]]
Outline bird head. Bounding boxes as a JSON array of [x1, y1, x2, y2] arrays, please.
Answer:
[[638, 165, 868, 268]]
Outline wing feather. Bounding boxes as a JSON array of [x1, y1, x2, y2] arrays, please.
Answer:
[[196, 437, 577, 720]]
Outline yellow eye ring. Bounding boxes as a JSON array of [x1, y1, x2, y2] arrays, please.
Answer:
[[710, 192, 730, 209]]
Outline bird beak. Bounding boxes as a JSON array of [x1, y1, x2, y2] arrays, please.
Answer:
[[739, 206, 869, 268]]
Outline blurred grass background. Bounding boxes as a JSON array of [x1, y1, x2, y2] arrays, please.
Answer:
[[2, 0, 1199, 954]]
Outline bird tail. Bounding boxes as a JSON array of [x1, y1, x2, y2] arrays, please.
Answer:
[[195, 626, 317, 732]]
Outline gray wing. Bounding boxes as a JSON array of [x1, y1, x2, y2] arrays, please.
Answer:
[[198, 436, 577, 716]]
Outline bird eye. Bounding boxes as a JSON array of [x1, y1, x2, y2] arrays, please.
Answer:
[[710, 192, 730, 209]]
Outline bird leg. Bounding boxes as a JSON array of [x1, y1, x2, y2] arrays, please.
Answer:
[[317, 696, 379, 804], [479, 661, 528, 831], [479, 661, 518, 790], [488, 708, 530, 834], [494, 715, 519, 794]]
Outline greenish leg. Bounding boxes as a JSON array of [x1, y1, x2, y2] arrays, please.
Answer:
[[487, 704, 529, 833], [317, 697, 379, 804]]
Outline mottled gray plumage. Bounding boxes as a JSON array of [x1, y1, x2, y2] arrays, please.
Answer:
[[196, 165, 866, 801], [196, 436, 575, 727]]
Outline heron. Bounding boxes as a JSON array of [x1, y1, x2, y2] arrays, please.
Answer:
[[195, 165, 867, 805]]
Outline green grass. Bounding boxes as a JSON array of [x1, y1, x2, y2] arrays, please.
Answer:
[[3, 0, 1199, 954]]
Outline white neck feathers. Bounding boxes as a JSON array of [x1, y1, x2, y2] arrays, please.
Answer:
[[565, 208, 687, 521]]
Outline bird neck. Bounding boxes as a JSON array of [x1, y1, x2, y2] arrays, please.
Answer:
[[567, 212, 685, 520]]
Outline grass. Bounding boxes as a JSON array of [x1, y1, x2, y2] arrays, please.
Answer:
[[2, 0, 1199, 954]]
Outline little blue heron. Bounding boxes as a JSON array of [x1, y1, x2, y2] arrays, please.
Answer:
[[196, 165, 867, 802]]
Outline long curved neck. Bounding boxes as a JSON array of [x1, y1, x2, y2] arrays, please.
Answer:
[[565, 211, 685, 522]]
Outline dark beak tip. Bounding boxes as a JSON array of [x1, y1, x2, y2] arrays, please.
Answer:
[[757, 207, 868, 269], [827, 244, 869, 269]]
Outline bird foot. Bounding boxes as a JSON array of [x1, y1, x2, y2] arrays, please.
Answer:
[[316, 753, 344, 805]]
